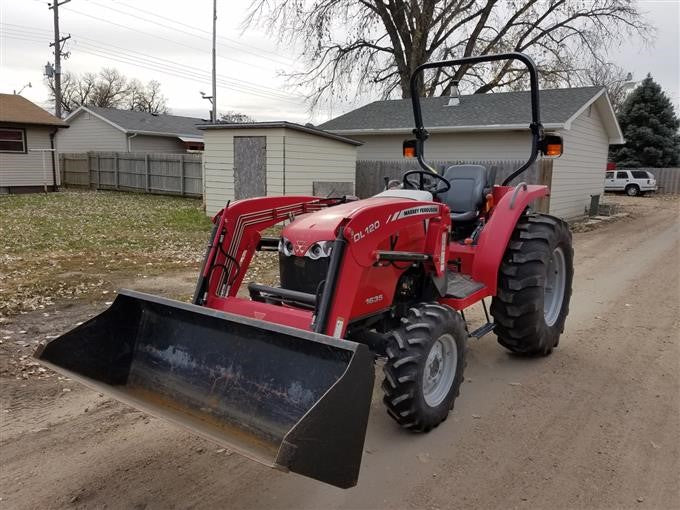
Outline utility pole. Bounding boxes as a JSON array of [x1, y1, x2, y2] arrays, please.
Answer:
[[49, 0, 71, 118], [211, 0, 217, 122]]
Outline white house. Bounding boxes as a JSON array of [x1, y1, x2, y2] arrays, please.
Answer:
[[58, 106, 206, 154], [0, 93, 68, 193], [319, 87, 624, 220], [200, 122, 361, 216]]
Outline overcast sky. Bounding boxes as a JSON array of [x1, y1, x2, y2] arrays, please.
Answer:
[[1, 0, 678, 124]]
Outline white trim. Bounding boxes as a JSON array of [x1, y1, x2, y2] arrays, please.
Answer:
[[561, 88, 624, 144], [64, 106, 128, 133], [600, 93, 625, 144], [127, 128, 204, 138], [562, 88, 605, 129], [178, 136, 203, 143], [328, 123, 564, 135]]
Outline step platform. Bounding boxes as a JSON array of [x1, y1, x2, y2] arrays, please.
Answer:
[[445, 271, 485, 299]]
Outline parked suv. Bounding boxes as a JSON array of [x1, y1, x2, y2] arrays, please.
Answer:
[[605, 170, 657, 196]]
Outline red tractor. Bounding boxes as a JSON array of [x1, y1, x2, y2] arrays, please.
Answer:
[[37, 53, 573, 489]]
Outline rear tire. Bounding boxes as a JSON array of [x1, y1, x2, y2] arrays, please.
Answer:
[[382, 303, 467, 432], [491, 213, 573, 356], [626, 184, 640, 196]]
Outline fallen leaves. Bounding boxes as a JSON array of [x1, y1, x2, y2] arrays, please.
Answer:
[[0, 190, 212, 318]]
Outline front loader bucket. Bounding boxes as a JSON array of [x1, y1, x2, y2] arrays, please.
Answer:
[[35, 290, 374, 488]]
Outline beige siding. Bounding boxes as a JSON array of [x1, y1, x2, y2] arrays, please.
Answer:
[[354, 131, 533, 161], [0, 125, 60, 187], [349, 115, 610, 220], [57, 111, 127, 152], [131, 134, 186, 153], [204, 128, 358, 216], [549, 103, 609, 219], [282, 130, 356, 195], [203, 128, 285, 216]]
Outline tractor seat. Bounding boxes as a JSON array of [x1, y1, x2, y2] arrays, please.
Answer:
[[438, 165, 488, 223]]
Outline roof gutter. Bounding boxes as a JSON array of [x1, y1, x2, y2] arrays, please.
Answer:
[[326, 123, 565, 135], [126, 129, 205, 138]]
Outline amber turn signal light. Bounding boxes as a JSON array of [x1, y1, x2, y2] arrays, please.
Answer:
[[484, 193, 494, 212], [545, 143, 562, 156], [539, 134, 563, 158], [402, 139, 418, 158]]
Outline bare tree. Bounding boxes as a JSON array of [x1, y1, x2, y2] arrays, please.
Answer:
[[127, 80, 169, 114], [47, 69, 168, 114], [52, 71, 97, 114], [574, 60, 633, 113], [219, 111, 256, 123], [246, 0, 651, 107], [90, 68, 130, 107]]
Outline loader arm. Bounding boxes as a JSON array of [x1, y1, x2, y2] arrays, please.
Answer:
[[195, 196, 339, 307]]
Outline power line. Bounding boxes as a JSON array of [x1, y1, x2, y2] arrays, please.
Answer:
[[110, 0, 293, 65], [2, 30, 304, 105], [81, 0, 293, 68], [2, 24, 304, 103], [55, 7, 292, 74]]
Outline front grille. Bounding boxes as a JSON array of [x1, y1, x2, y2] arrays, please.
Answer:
[[279, 253, 329, 294]]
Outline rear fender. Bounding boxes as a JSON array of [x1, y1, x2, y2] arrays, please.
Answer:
[[471, 184, 549, 293]]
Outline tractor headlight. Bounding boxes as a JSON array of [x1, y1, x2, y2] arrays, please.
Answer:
[[306, 240, 333, 259], [278, 237, 294, 257]]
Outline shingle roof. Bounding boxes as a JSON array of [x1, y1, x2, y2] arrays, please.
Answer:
[[0, 94, 67, 127], [198, 121, 362, 145], [319, 87, 604, 133], [77, 106, 208, 137]]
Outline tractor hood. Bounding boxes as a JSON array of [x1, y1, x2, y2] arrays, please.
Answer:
[[281, 195, 429, 254]]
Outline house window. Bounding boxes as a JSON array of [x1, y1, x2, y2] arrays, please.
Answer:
[[0, 128, 26, 153]]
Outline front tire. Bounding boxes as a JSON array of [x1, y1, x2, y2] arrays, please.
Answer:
[[382, 303, 467, 432], [491, 213, 573, 356]]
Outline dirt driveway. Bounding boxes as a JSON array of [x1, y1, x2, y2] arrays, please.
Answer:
[[1, 195, 678, 509]]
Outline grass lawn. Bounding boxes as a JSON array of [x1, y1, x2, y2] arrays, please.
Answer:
[[0, 190, 213, 318]]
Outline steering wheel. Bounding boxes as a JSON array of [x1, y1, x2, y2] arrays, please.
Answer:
[[402, 170, 451, 195]]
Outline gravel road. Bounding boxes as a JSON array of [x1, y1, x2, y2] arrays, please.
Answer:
[[1, 195, 678, 509]]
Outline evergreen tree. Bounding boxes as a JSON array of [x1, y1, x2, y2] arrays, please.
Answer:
[[610, 74, 680, 167]]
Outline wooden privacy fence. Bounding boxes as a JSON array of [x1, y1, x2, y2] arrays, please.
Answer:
[[617, 167, 680, 194], [356, 159, 553, 212], [60, 152, 203, 197]]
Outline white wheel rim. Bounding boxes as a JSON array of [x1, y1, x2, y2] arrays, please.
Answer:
[[422, 334, 457, 407], [544, 246, 566, 327]]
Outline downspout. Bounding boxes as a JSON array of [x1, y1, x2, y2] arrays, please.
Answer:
[[282, 134, 286, 195], [49, 129, 58, 191], [127, 132, 138, 152]]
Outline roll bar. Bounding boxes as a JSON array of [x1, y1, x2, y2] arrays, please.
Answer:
[[408, 52, 545, 186]]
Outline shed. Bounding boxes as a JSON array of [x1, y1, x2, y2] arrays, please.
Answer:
[[0, 93, 68, 193], [199, 122, 362, 216], [58, 106, 207, 154], [319, 87, 624, 220]]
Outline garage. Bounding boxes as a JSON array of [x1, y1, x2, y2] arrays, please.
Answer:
[[200, 121, 361, 216], [320, 87, 625, 220]]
